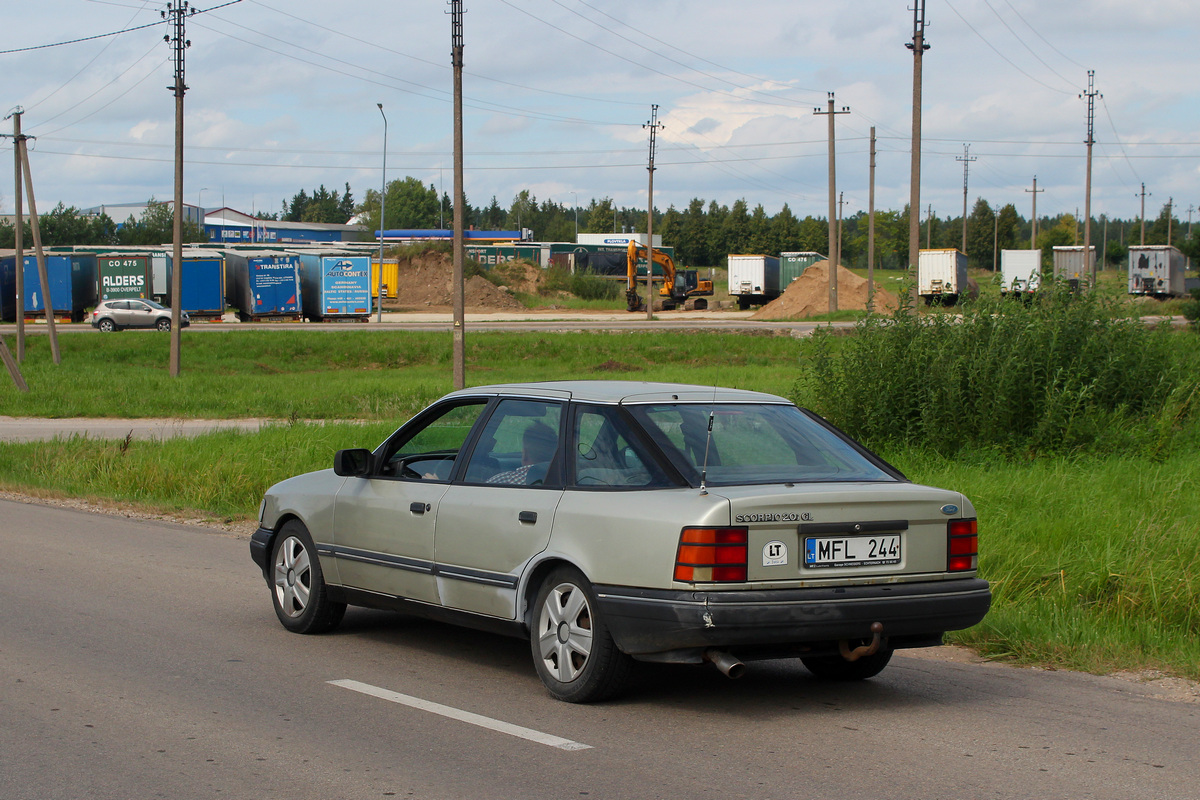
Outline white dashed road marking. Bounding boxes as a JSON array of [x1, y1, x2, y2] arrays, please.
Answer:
[[328, 679, 593, 751]]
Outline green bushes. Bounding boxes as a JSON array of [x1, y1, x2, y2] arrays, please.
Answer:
[[795, 289, 1198, 457], [541, 267, 621, 301]]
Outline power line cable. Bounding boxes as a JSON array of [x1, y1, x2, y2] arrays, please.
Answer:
[[1003, 0, 1087, 70], [943, 0, 1073, 95], [979, 0, 1077, 91], [25, 0, 156, 113], [245, 0, 646, 108]]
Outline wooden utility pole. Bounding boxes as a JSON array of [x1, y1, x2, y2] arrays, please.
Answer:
[[956, 144, 976, 254], [907, 0, 929, 300], [837, 192, 847, 276], [451, 0, 466, 389], [868, 126, 876, 306], [18, 137, 60, 365], [7, 110, 25, 361], [165, 0, 193, 377], [643, 104, 663, 321], [992, 209, 999, 272], [1081, 70, 1099, 286], [1167, 197, 1174, 246], [1026, 176, 1043, 249], [926, 204, 933, 249], [815, 93, 849, 312], [1137, 183, 1149, 245]]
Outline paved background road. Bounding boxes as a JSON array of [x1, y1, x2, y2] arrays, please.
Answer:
[[2, 498, 1197, 800]]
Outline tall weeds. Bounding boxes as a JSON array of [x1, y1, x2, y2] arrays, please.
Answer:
[[795, 289, 1197, 457]]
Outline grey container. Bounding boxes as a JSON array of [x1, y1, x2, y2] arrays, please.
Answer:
[[1128, 245, 1185, 297]]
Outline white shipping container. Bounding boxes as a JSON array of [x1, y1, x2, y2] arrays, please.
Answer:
[[727, 254, 781, 305], [917, 249, 968, 298], [1128, 245, 1185, 297], [1000, 250, 1041, 295], [575, 233, 662, 248]]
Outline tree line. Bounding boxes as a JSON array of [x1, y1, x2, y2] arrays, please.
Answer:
[[6, 179, 1195, 270]]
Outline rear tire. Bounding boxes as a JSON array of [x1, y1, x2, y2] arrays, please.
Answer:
[[269, 520, 346, 634], [531, 567, 632, 703], [801, 646, 893, 681], [97, 318, 116, 332]]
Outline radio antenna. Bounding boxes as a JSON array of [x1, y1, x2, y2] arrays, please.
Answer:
[[699, 388, 716, 495]]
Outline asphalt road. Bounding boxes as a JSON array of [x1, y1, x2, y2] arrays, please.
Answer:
[[2, 498, 1197, 800]]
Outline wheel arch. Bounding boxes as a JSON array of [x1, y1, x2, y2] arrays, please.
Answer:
[[520, 555, 585, 631]]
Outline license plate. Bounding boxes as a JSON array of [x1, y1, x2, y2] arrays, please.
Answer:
[[804, 535, 901, 569]]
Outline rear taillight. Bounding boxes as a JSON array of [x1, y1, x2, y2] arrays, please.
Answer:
[[674, 527, 748, 583], [947, 518, 978, 572]]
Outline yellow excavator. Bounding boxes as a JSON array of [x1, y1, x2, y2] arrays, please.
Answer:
[[625, 241, 714, 312]]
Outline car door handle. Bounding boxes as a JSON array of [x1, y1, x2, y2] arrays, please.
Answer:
[[518, 511, 537, 524], [410, 502, 430, 514]]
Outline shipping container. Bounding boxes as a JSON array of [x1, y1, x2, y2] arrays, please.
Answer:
[[1128, 245, 1185, 297], [0, 254, 14, 322], [165, 251, 226, 319], [917, 249, 968, 304], [97, 254, 152, 302], [727, 255, 782, 309], [370, 258, 399, 300], [1052, 246, 1096, 290], [780, 252, 825, 287], [575, 233, 662, 248], [1000, 250, 1041, 296], [0, 253, 98, 321], [223, 251, 302, 321], [297, 252, 372, 321]]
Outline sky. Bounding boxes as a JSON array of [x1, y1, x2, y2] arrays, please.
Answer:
[[3, 0, 1199, 233]]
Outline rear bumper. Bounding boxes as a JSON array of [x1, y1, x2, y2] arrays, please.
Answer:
[[594, 577, 991, 657]]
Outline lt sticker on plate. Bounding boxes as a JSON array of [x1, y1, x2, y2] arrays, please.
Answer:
[[762, 540, 788, 567]]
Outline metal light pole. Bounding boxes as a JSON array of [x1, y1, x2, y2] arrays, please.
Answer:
[[377, 103, 387, 323], [197, 187, 208, 215]]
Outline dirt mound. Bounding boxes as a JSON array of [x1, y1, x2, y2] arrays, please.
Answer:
[[386, 250, 530, 309], [751, 261, 898, 320], [464, 274, 523, 310]]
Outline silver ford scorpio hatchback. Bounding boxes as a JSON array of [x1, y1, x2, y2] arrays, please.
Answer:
[[251, 381, 990, 702]]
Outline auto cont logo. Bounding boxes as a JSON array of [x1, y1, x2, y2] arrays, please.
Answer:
[[326, 260, 367, 277]]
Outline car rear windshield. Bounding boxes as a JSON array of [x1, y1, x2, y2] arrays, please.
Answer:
[[627, 402, 896, 486]]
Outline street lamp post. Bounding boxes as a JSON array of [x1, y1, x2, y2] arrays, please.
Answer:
[[571, 191, 578, 241], [377, 103, 387, 323], [197, 187, 208, 225]]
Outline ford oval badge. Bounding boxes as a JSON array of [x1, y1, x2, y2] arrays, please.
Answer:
[[941, 504, 959, 516]]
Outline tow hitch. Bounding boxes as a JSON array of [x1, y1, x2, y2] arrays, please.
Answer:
[[839, 622, 885, 662]]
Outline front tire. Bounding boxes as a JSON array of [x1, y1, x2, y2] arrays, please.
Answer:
[[270, 520, 346, 634], [531, 567, 632, 703], [801, 646, 893, 681], [155, 317, 171, 331]]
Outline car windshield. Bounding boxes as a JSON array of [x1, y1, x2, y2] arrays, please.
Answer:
[[627, 402, 896, 486]]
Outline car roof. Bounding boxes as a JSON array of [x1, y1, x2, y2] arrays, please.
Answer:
[[441, 380, 789, 405]]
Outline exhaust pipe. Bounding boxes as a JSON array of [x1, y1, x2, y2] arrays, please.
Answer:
[[704, 649, 746, 679], [839, 622, 885, 662]]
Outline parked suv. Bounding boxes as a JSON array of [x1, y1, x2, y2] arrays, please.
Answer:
[[90, 299, 188, 332]]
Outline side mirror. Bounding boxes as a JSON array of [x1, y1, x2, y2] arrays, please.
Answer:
[[333, 448, 373, 477]]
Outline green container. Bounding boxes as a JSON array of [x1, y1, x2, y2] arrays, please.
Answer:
[[97, 254, 151, 301], [780, 251, 825, 287]]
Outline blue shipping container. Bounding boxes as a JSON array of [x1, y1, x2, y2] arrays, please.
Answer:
[[223, 251, 302, 320], [297, 253, 371, 320], [6, 254, 99, 321], [168, 254, 226, 316]]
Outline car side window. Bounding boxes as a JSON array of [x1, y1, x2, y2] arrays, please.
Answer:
[[111, 301, 129, 310], [462, 399, 562, 486], [378, 401, 488, 481], [571, 404, 673, 489]]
